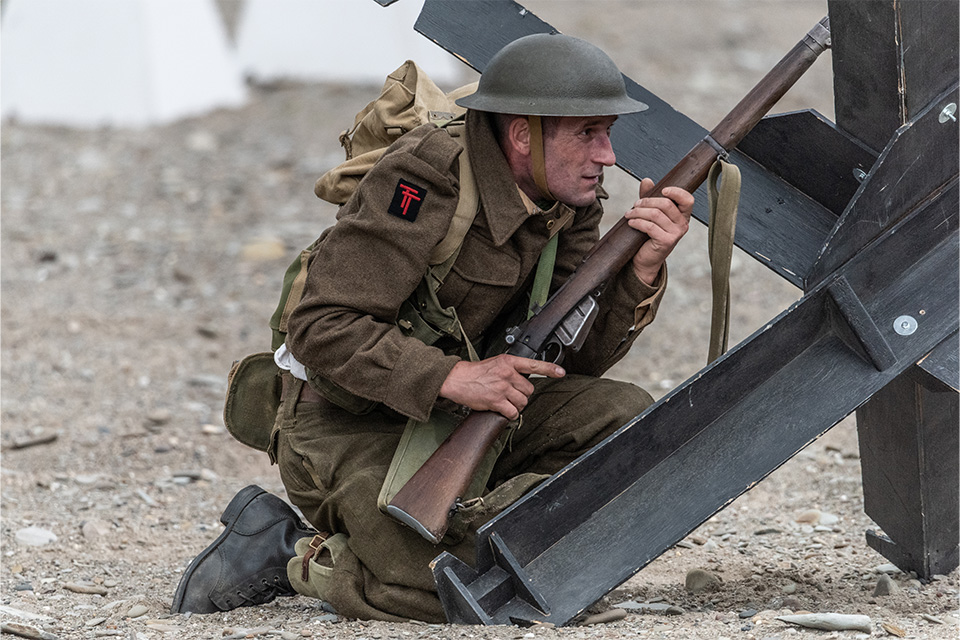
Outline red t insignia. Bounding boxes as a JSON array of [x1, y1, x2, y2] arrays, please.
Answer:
[[388, 179, 427, 222]]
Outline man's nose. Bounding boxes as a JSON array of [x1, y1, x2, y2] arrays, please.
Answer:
[[595, 135, 616, 166]]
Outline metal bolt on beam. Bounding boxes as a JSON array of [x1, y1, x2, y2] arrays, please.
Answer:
[[939, 103, 957, 124]]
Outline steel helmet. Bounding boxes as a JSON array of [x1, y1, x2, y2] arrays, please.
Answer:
[[456, 33, 647, 116]]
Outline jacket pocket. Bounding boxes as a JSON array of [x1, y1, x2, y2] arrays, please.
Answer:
[[439, 234, 520, 311]]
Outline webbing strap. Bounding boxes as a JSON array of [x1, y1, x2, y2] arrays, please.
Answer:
[[706, 158, 742, 364], [429, 122, 479, 268], [527, 233, 559, 320]]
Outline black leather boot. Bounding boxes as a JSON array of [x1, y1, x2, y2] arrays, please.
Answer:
[[171, 485, 316, 614]]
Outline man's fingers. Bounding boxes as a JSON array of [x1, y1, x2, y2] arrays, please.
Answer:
[[637, 177, 656, 198], [661, 186, 695, 216], [509, 356, 565, 379]]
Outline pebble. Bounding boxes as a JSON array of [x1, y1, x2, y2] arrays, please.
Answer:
[[15, 526, 57, 547], [201, 423, 225, 435], [794, 509, 821, 524], [874, 563, 901, 574], [782, 582, 797, 594], [64, 582, 108, 595], [312, 614, 338, 623], [739, 608, 758, 619], [81, 519, 111, 540], [85, 617, 107, 627], [0, 622, 61, 640], [145, 409, 173, 425], [685, 568, 721, 593], [580, 608, 627, 625], [126, 604, 148, 618], [873, 574, 900, 596], [881, 622, 906, 637], [754, 527, 780, 535], [922, 614, 944, 624], [776, 613, 872, 633]]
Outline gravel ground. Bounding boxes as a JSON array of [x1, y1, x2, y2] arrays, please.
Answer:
[[2, 2, 958, 640]]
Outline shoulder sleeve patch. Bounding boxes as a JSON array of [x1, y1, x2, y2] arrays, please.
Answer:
[[388, 179, 427, 222]]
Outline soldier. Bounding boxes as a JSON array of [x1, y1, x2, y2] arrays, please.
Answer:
[[172, 33, 694, 622]]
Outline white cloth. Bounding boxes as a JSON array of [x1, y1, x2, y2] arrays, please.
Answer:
[[274, 343, 308, 381]]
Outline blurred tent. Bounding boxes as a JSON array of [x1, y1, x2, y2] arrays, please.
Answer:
[[0, 0, 246, 128], [234, 0, 465, 86]]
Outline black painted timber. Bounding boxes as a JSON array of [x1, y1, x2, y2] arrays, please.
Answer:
[[807, 83, 960, 288], [415, 0, 837, 288], [737, 110, 877, 216]]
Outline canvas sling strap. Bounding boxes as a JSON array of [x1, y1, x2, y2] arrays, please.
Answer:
[[706, 157, 742, 364]]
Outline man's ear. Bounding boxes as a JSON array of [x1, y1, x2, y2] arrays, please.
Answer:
[[506, 116, 532, 157]]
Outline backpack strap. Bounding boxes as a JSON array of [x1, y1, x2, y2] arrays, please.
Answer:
[[428, 120, 480, 270]]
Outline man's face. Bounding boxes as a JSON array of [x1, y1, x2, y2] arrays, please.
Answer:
[[542, 115, 618, 207]]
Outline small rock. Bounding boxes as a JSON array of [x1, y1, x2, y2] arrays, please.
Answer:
[[201, 424, 225, 435], [921, 614, 944, 624], [0, 622, 61, 640], [665, 606, 685, 616], [874, 563, 901, 574], [685, 568, 721, 593], [873, 574, 900, 596], [782, 596, 803, 611], [82, 519, 111, 540], [881, 621, 906, 637], [580, 608, 627, 625], [103, 580, 119, 588], [15, 526, 57, 547], [85, 618, 107, 627], [782, 582, 797, 594], [754, 527, 781, 535], [14, 582, 33, 592], [145, 409, 172, 425], [126, 604, 148, 618], [145, 623, 180, 632], [794, 509, 821, 524], [776, 613, 872, 633], [818, 512, 839, 526], [64, 582, 108, 595], [739, 608, 758, 619], [690, 535, 708, 545], [312, 614, 338, 623], [675, 540, 695, 549]]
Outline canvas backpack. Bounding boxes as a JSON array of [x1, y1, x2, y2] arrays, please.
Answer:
[[225, 61, 481, 450]]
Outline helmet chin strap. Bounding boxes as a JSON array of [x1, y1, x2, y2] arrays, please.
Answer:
[[528, 115, 556, 202]]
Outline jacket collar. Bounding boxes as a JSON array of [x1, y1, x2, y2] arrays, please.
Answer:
[[466, 110, 535, 247]]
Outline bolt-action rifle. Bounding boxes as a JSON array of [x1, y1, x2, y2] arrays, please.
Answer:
[[387, 16, 832, 544]]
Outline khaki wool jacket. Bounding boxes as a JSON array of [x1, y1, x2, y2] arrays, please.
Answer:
[[286, 110, 667, 423]]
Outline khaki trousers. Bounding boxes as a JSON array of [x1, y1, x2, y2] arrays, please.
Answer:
[[270, 374, 653, 622]]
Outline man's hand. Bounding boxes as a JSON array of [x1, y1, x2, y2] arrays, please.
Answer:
[[439, 354, 565, 420], [623, 178, 695, 285]]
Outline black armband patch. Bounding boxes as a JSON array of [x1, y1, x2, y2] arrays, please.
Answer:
[[388, 179, 427, 222]]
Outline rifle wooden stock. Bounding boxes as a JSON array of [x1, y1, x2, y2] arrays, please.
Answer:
[[388, 16, 831, 544]]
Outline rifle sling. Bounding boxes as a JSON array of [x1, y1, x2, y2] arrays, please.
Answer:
[[706, 157, 742, 364]]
